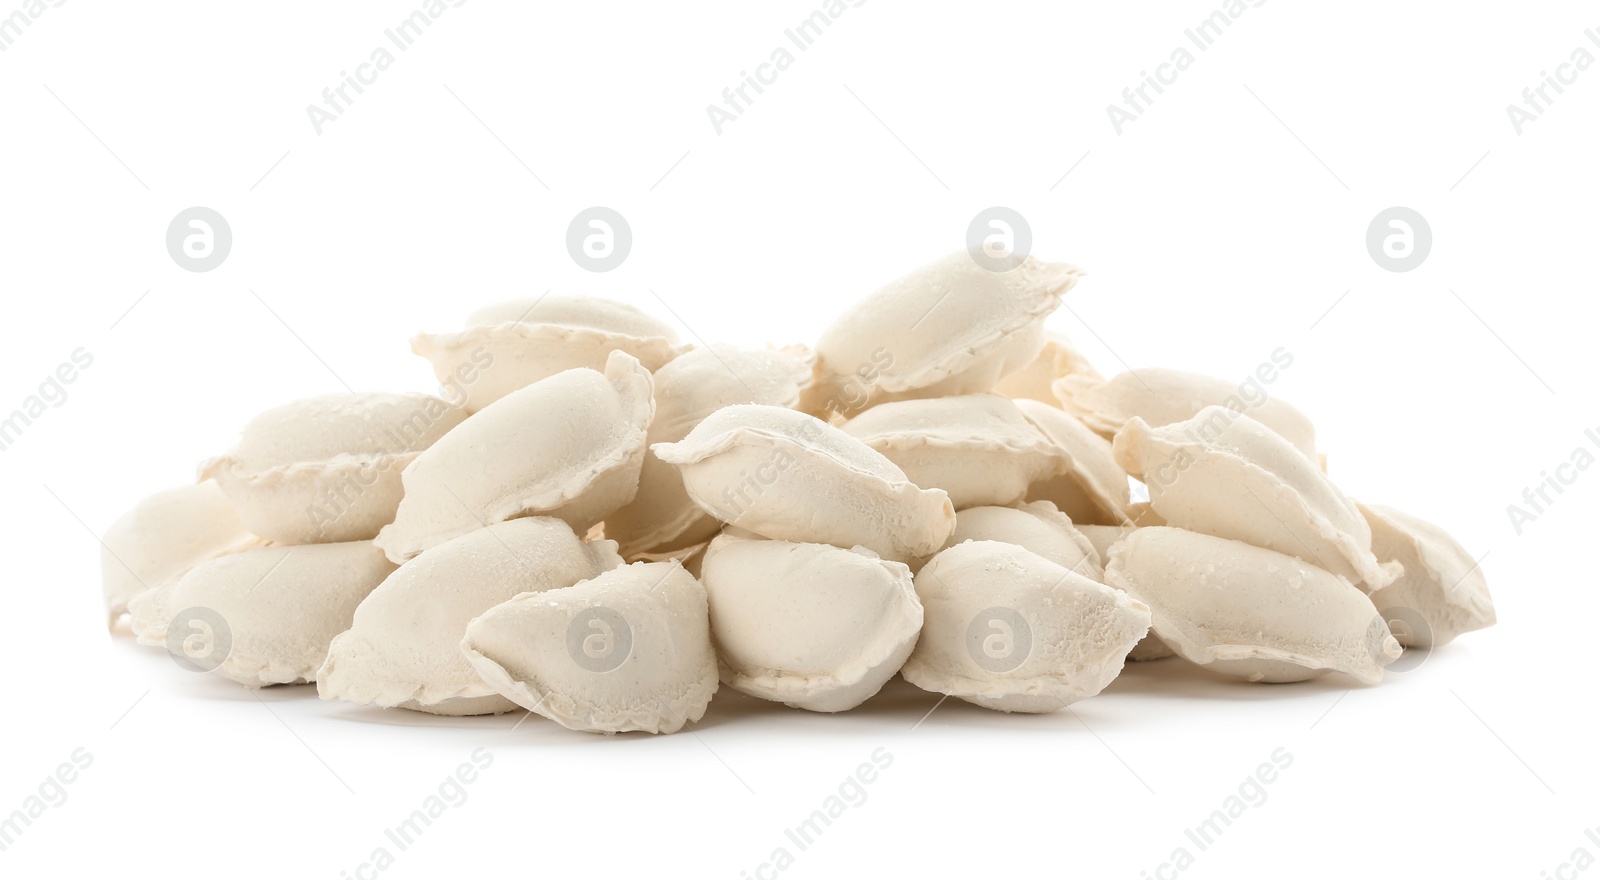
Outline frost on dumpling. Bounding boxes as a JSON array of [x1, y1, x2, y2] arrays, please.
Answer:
[[374, 351, 653, 563], [605, 345, 815, 559], [412, 295, 686, 412], [803, 252, 1082, 416], [1031, 519, 1174, 662], [320, 518, 623, 715], [462, 561, 718, 734]]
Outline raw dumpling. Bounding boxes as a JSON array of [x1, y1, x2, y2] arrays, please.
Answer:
[[803, 252, 1082, 415], [902, 541, 1150, 712], [100, 481, 261, 628], [461, 561, 718, 734], [128, 542, 395, 687], [411, 295, 685, 412], [604, 345, 815, 559], [1015, 398, 1131, 526], [319, 517, 623, 715], [992, 331, 1102, 404], [942, 501, 1101, 579], [1113, 407, 1399, 591], [1105, 527, 1401, 684], [841, 394, 1070, 509], [1042, 521, 1173, 661], [699, 532, 922, 713], [1071, 522, 1174, 661], [652, 404, 955, 563], [1057, 366, 1317, 460], [1359, 503, 1496, 647], [374, 351, 653, 563], [200, 393, 467, 544]]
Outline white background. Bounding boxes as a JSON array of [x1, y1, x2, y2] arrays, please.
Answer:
[[2, 2, 1596, 877]]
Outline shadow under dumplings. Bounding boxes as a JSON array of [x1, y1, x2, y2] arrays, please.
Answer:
[[1103, 655, 1375, 702]]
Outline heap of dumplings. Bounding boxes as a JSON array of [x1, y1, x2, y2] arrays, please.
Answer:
[[101, 252, 1496, 734]]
